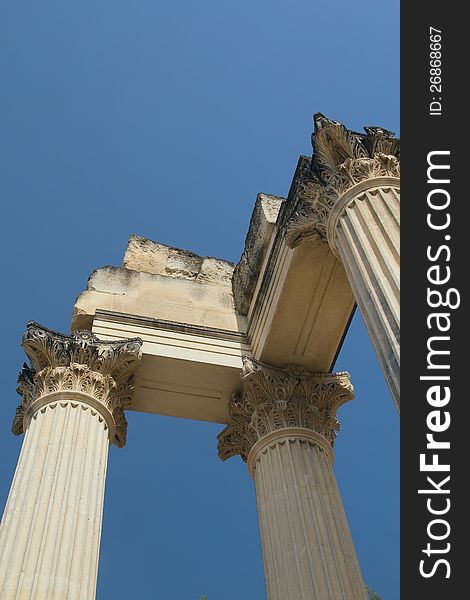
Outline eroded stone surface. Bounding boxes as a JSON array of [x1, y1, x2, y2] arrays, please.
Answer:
[[72, 236, 241, 332], [232, 193, 284, 315], [72, 265, 241, 332], [123, 234, 235, 283]]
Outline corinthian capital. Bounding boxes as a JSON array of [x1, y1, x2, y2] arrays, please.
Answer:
[[13, 322, 142, 447], [217, 357, 354, 462], [282, 113, 400, 247]]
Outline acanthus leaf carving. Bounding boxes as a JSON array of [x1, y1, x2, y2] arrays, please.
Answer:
[[282, 113, 400, 248], [217, 357, 354, 462], [13, 322, 142, 447]]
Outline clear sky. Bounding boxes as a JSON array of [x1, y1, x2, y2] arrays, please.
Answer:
[[0, 1, 399, 598]]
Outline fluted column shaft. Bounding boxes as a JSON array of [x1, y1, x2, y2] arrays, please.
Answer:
[[331, 180, 400, 411], [218, 358, 367, 600], [0, 394, 110, 600], [0, 322, 142, 600], [250, 429, 366, 600]]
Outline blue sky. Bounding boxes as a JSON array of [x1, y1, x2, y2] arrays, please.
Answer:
[[0, 1, 399, 598]]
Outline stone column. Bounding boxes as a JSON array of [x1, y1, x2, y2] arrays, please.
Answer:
[[218, 357, 367, 600], [285, 114, 400, 412], [0, 322, 142, 600]]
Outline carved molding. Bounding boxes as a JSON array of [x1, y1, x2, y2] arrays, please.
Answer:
[[13, 322, 142, 447], [217, 357, 354, 462], [282, 113, 400, 248]]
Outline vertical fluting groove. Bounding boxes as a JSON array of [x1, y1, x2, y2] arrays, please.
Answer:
[[332, 479, 364, 589], [6, 412, 50, 589], [338, 220, 400, 403], [301, 442, 337, 598], [29, 403, 77, 600], [268, 443, 289, 600], [254, 454, 271, 597], [89, 433, 106, 599], [67, 406, 95, 600], [0, 420, 38, 584], [53, 404, 93, 599], [379, 187, 400, 225], [70, 413, 98, 599], [87, 432, 108, 599], [70, 408, 97, 599], [0, 425, 31, 526], [253, 436, 367, 600], [81, 416, 107, 599], [334, 186, 400, 410], [41, 404, 80, 600], [338, 224, 400, 405], [255, 449, 281, 598], [305, 443, 346, 597], [355, 198, 399, 300], [287, 439, 320, 598], [46, 405, 81, 597], [298, 441, 335, 598], [338, 218, 398, 360], [328, 463, 365, 590], [344, 204, 399, 327], [8, 404, 62, 597], [314, 446, 350, 592], [314, 444, 364, 598], [320, 452, 354, 584], [365, 192, 399, 256], [365, 193, 399, 260], [0, 401, 110, 600], [267, 443, 295, 599], [352, 196, 399, 303], [337, 220, 392, 347], [309, 442, 366, 599], [82, 412, 100, 596], [276, 440, 307, 599]]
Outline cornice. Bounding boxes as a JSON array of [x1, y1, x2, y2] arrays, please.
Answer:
[[93, 309, 248, 344]]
